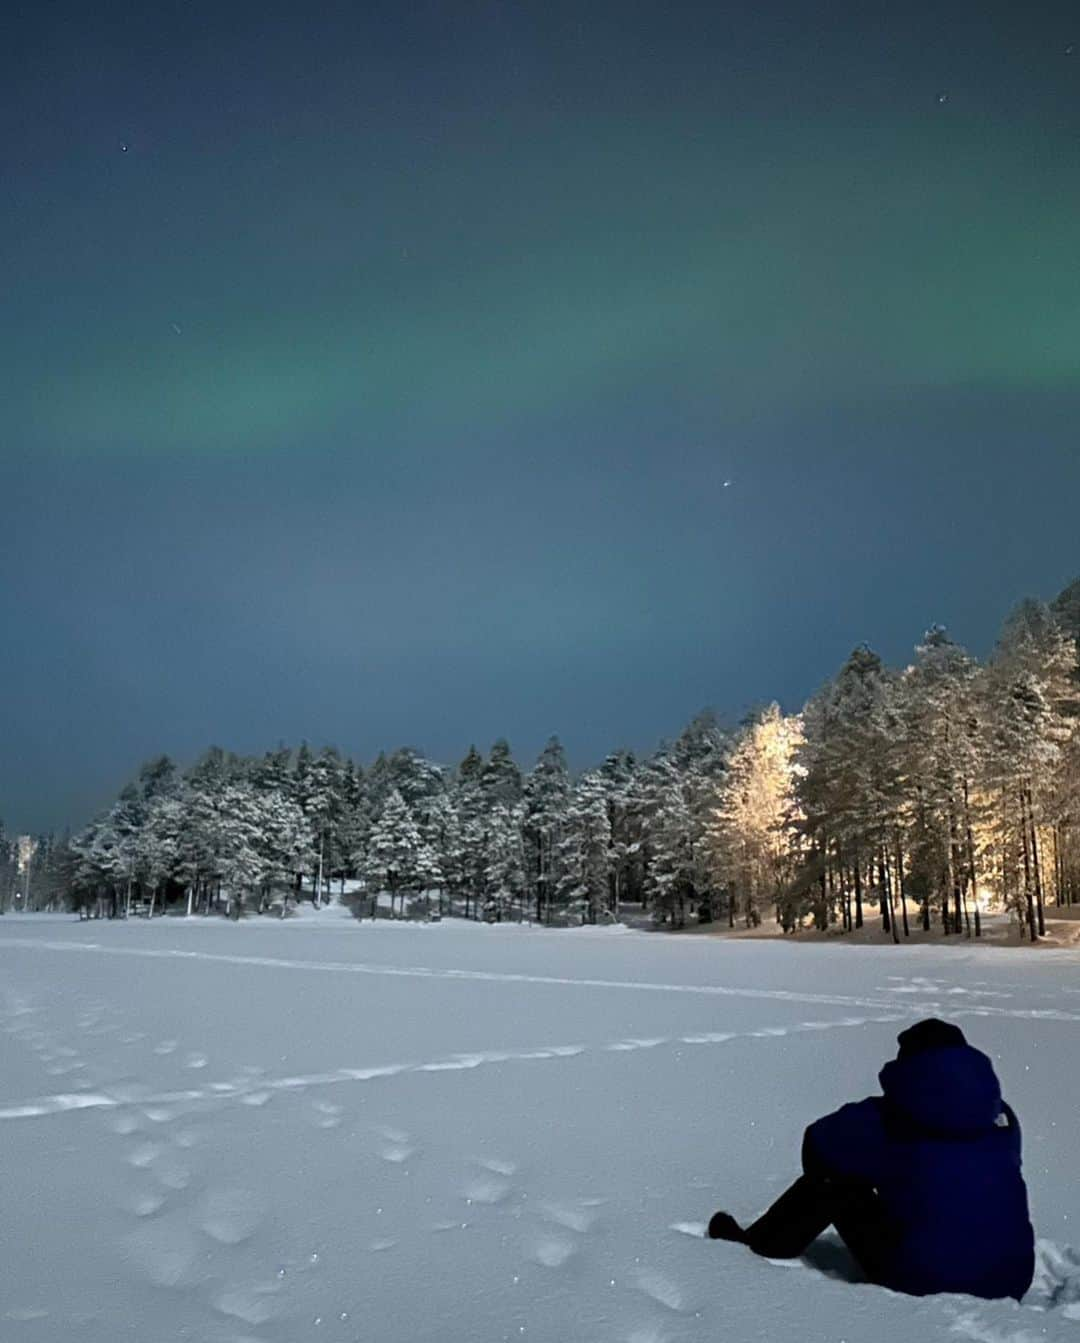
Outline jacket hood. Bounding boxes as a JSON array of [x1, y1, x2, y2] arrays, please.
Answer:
[[879, 1044, 1003, 1135]]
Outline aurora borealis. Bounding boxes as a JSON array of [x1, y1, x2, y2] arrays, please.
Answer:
[[4, 1, 1080, 829]]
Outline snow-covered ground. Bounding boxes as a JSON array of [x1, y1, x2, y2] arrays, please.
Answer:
[[1, 912, 1078, 1343]]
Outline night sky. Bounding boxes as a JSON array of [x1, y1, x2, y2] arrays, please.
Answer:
[[4, 1, 1080, 832]]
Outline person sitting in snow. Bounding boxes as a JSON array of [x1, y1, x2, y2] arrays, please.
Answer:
[[708, 1018, 1035, 1301]]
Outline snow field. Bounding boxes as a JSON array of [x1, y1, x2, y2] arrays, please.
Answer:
[[0, 914, 1078, 1342]]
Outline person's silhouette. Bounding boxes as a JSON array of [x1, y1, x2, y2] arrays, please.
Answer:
[[709, 1019, 1035, 1300]]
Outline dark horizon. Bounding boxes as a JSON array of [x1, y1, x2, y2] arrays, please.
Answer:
[[4, 2, 1080, 833]]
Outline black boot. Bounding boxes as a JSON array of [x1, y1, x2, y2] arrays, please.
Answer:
[[708, 1211, 748, 1242]]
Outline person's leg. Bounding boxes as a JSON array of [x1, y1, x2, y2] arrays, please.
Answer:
[[709, 1174, 835, 1257], [829, 1185, 893, 1284], [710, 1175, 892, 1274]]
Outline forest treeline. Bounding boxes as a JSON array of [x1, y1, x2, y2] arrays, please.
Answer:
[[3, 578, 1078, 942]]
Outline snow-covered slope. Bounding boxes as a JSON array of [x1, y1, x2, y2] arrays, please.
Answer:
[[1, 914, 1077, 1342]]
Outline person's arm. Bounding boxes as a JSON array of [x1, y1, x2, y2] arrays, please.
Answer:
[[998, 1101, 1023, 1161], [803, 1098, 889, 1184]]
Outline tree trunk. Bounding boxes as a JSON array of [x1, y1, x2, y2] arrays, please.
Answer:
[[1027, 790, 1046, 937], [963, 781, 981, 938], [853, 858, 863, 929], [147, 884, 157, 919], [879, 851, 897, 942], [894, 837, 910, 938], [1019, 794, 1038, 941]]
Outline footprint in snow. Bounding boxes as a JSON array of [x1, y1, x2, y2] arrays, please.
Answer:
[[476, 1156, 518, 1177], [464, 1176, 512, 1205], [213, 1280, 282, 1327], [312, 1099, 343, 1128], [633, 1267, 689, 1313], [197, 1186, 264, 1245], [530, 1236, 577, 1268], [123, 1216, 205, 1289], [152, 1040, 177, 1056], [115, 1186, 167, 1218], [375, 1125, 415, 1163], [380, 1143, 415, 1164], [152, 1150, 192, 1191], [539, 1198, 603, 1234]]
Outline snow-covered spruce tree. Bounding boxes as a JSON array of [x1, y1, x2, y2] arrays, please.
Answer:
[[481, 738, 523, 807], [483, 802, 527, 920], [332, 759, 368, 894], [640, 754, 695, 928], [422, 791, 464, 916], [900, 627, 985, 936], [556, 772, 612, 923], [522, 737, 571, 924], [598, 750, 639, 917], [452, 746, 488, 919], [363, 789, 438, 919], [295, 746, 347, 906], [796, 647, 905, 937], [136, 794, 184, 919]]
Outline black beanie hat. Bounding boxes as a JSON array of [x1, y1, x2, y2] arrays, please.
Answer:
[[896, 1018, 967, 1059]]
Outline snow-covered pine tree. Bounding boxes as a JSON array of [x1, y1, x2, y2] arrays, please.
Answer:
[[706, 704, 805, 930]]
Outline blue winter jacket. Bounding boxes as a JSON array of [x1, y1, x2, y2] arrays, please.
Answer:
[[804, 1044, 1035, 1300]]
